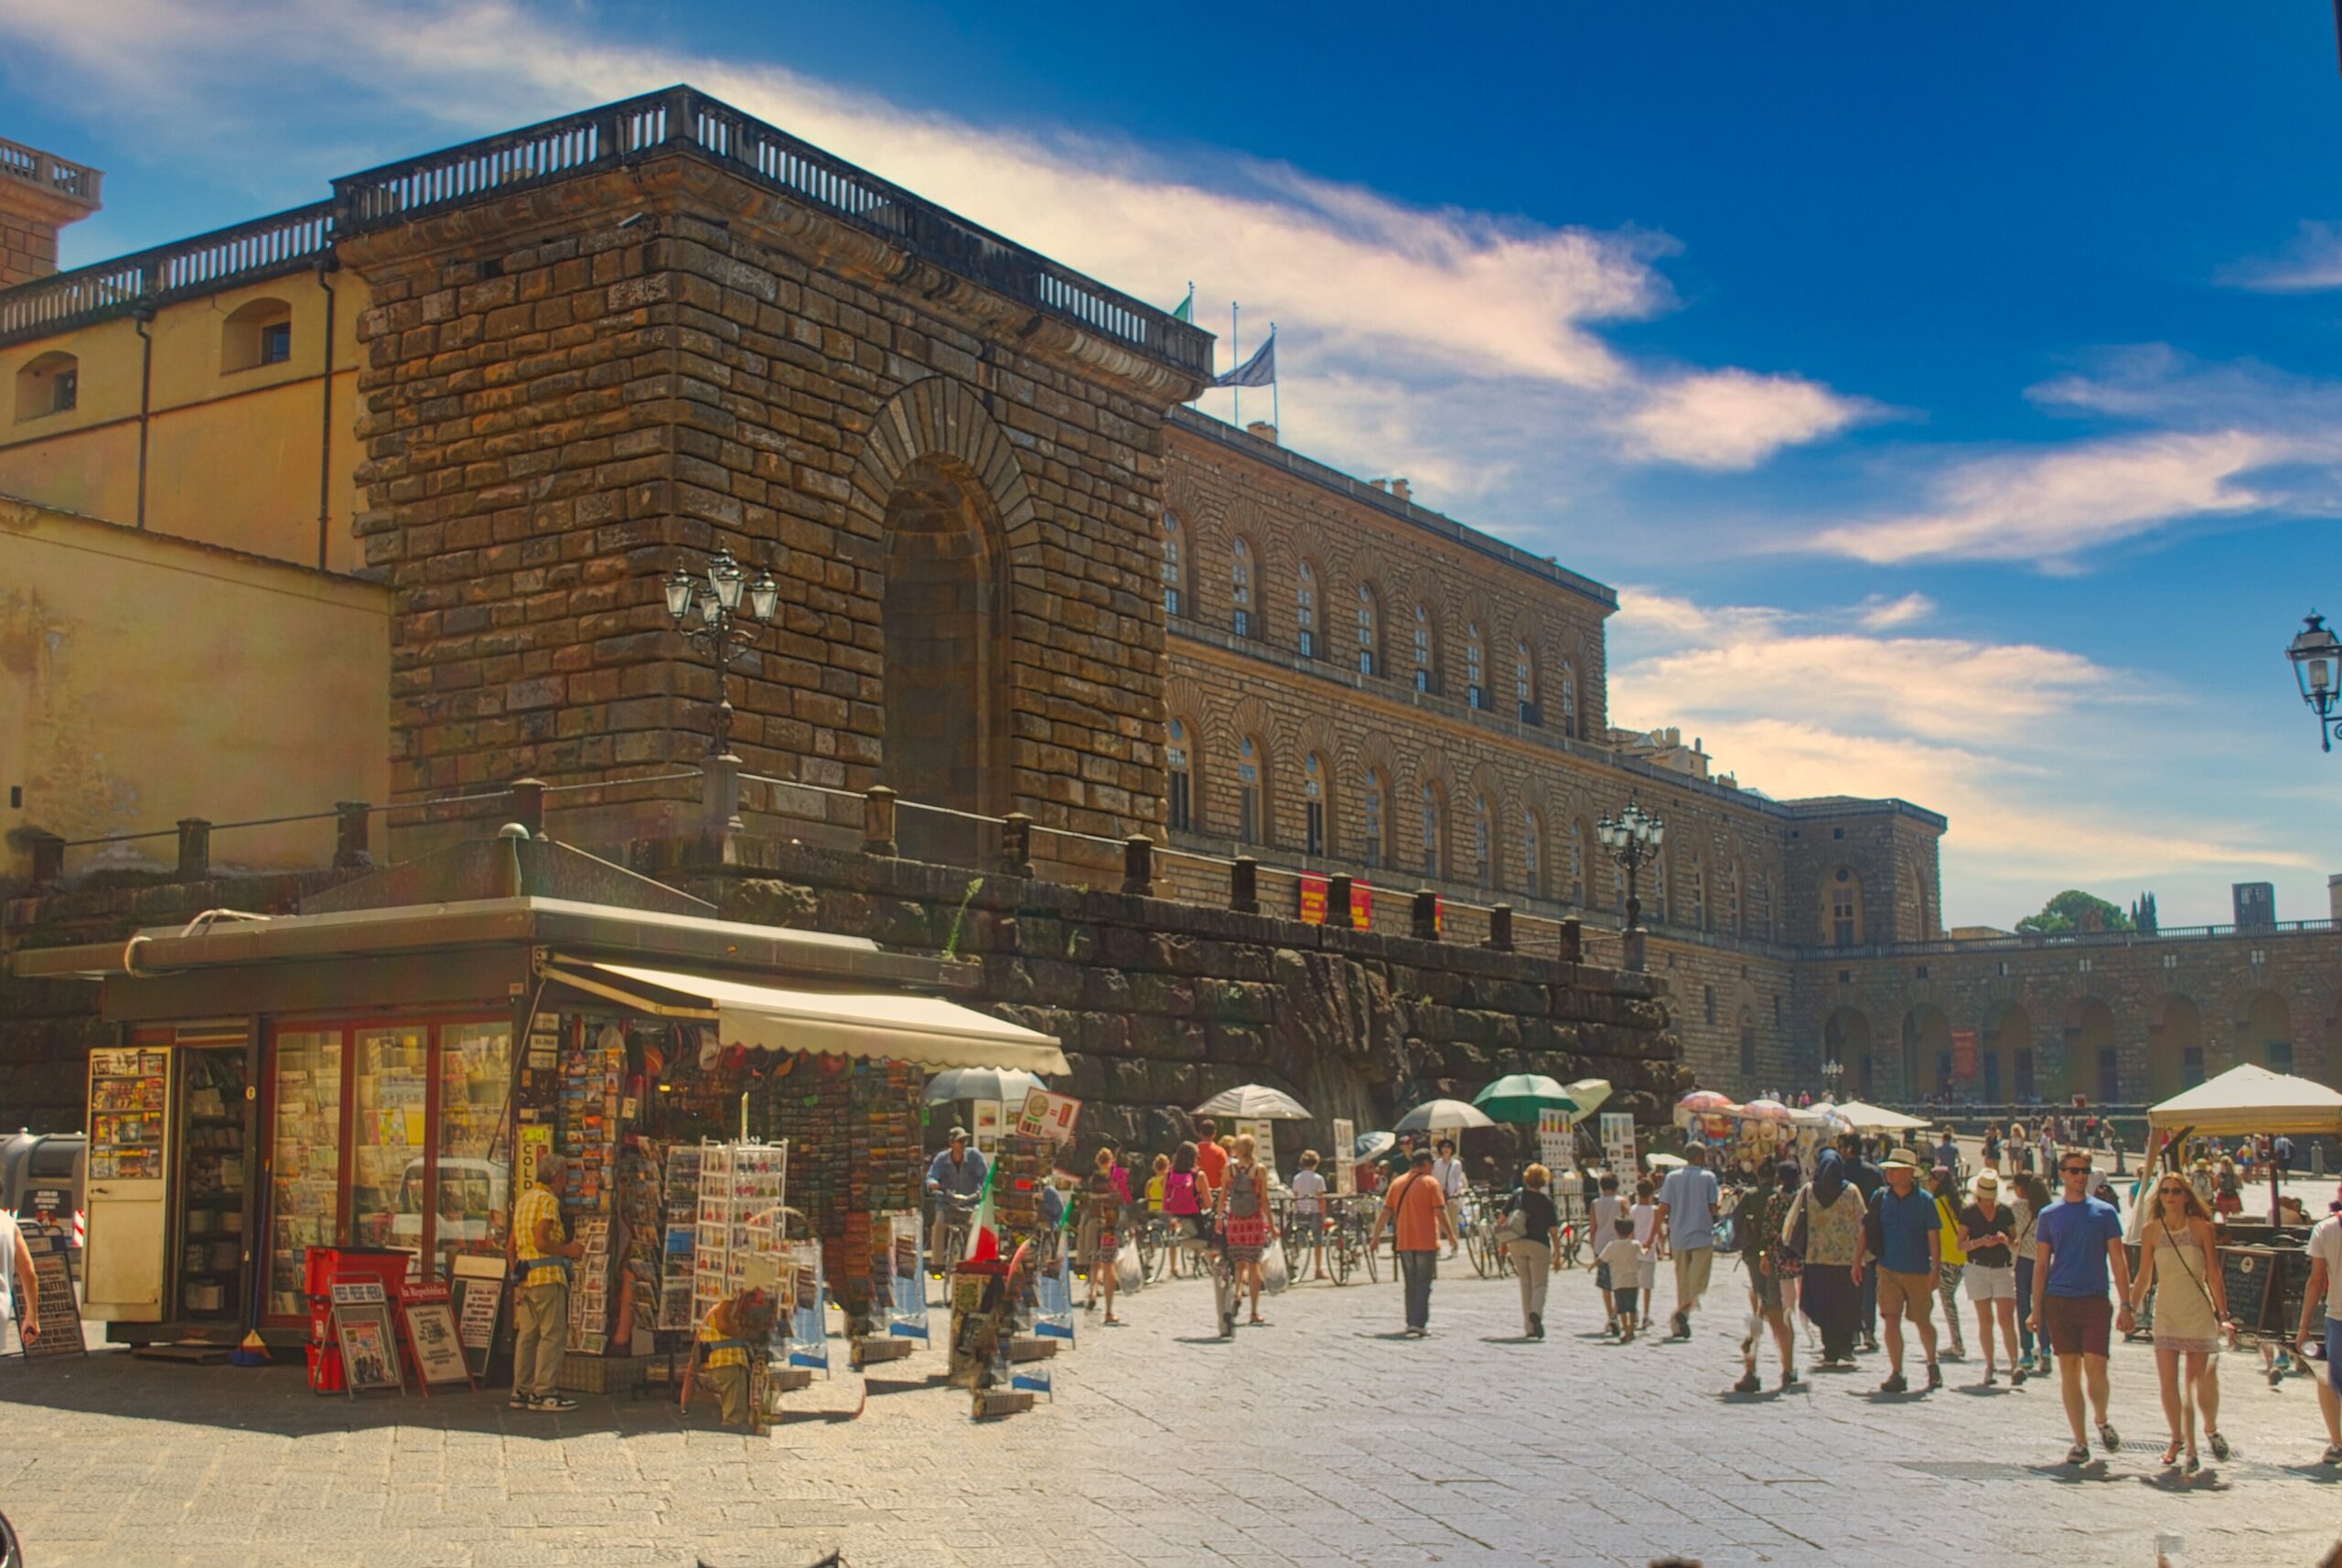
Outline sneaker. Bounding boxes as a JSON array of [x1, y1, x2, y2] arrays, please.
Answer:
[[508, 1394, 534, 1410], [1670, 1312, 1691, 1341], [2321, 1443, 2342, 1466], [1862, 1334, 1880, 1354], [1529, 1313, 1544, 1339], [1733, 1372, 1762, 1394], [1925, 1361, 1943, 1391], [532, 1394, 578, 1412], [2097, 1421, 2121, 1453], [1603, 1317, 1619, 1338], [2064, 1443, 2090, 1466], [2207, 1431, 2230, 1462], [1779, 1368, 1801, 1391], [1878, 1372, 1908, 1394], [2012, 1365, 2027, 1388]]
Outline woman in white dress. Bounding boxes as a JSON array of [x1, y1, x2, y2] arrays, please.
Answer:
[[2130, 1173, 2233, 1472]]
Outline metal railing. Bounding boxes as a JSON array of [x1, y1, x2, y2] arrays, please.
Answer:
[[1812, 917, 2340, 962], [0, 202, 332, 341]]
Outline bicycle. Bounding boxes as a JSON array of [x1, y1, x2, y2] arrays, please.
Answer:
[[1328, 1193, 1379, 1283], [1171, 1217, 1240, 1337], [927, 1193, 977, 1281]]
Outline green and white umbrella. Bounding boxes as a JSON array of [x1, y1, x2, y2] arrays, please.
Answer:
[[1470, 1074, 1579, 1126]]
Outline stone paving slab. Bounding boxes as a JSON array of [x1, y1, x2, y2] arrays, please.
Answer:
[[2, 1264, 2337, 1567]]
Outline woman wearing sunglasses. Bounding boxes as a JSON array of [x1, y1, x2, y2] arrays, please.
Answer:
[[2130, 1173, 2233, 1472]]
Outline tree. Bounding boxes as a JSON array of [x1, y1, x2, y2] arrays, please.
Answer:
[[2015, 889, 2135, 936]]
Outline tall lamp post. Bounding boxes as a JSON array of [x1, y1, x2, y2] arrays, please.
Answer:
[[1595, 796, 1664, 972], [1821, 1056, 1844, 1101], [2287, 611, 2342, 752], [663, 548, 779, 757]]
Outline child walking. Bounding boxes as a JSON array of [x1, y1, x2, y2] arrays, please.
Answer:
[[1598, 1218, 1647, 1343]]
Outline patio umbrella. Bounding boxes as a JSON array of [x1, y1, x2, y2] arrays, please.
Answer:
[[1471, 1073, 1580, 1125], [923, 1067, 1048, 1106], [1352, 1131, 1397, 1164], [1563, 1079, 1613, 1120], [1645, 1152, 1688, 1170], [1739, 1098, 1794, 1123], [1193, 1083, 1313, 1120], [1395, 1098, 1497, 1133]]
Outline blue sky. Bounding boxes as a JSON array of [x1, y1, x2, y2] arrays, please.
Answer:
[[2, 0, 2333, 929]]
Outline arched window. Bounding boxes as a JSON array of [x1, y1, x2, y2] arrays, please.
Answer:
[[1561, 659, 1578, 738], [1570, 819, 1587, 905], [1466, 624, 1486, 710], [1689, 856, 1707, 931], [1828, 867, 1864, 948], [1356, 584, 1380, 676], [1515, 640, 1539, 725], [221, 296, 293, 373], [1238, 736, 1266, 843], [1362, 769, 1387, 869], [1421, 782, 1445, 879], [1727, 862, 1744, 936], [1166, 717, 1194, 832], [1230, 538, 1256, 638], [1296, 563, 1319, 660], [1413, 604, 1434, 693], [1161, 511, 1186, 617], [1522, 809, 1542, 898], [13, 350, 78, 423], [1472, 796, 1492, 888], [1649, 852, 1667, 924], [1303, 753, 1327, 856]]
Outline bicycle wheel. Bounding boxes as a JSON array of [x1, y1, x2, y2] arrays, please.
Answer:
[[1362, 1228, 1380, 1283], [1277, 1219, 1301, 1280], [1214, 1257, 1238, 1338], [1329, 1225, 1353, 1285], [1136, 1224, 1159, 1283]]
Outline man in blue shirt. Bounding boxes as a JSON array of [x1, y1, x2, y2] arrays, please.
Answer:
[[2031, 1149, 2134, 1465], [1655, 1144, 1721, 1342], [926, 1127, 988, 1262], [1853, 1146, 1941, 1394]]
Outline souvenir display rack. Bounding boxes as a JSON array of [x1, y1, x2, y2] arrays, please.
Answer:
[[750, 1056, 924, 1331], [620, 1138, 702, 1336], [89, 1047, 168, 1181], [177, 1051, 248, 1320], [268, 1036, 342, 1316]]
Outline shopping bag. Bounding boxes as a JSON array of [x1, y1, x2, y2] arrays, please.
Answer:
[[1116, 1248, 1143, 1292], [1261, 1245, 1290, 1294]]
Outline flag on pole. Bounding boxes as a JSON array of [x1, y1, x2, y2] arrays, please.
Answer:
[[1213, 328, 1275, 389], [1169, 283, 1194, 323], [965, 1155, 999, 1262]]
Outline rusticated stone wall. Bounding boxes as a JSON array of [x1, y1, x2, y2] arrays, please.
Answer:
[[641, 835, 1683, 1158]]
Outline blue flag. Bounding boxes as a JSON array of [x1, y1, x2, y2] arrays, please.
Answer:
[[1212, 331, 1275, 389]]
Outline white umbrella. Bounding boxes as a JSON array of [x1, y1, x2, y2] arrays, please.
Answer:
[[1831, 1099, 1931, 1134], [1395, 1098, 1497, 1133], [1645, 1152, 1688, 1170], [1563, 1078, 1612, 1120], [923, 1067, 1048, 1106], [1194, 1083, 1314, 1120]]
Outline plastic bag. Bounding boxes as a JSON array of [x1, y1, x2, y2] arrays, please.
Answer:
[[1261, 1245, 1290, 1294], [1116, 1248, 1143, 1292]]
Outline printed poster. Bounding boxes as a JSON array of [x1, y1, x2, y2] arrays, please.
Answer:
[[1538, 1108, 1573, 1173], [1332, 1117, 1356, 1197], [1015, 1090, 1082, 1144], [1599, 1112, 1638, 1184]]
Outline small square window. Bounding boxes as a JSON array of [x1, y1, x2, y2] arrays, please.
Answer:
[[1832, 827, 1844, 840], [260, 322, 293, 365], [1915, 963, 1929, 980], [1837, 969, 1852, 984]]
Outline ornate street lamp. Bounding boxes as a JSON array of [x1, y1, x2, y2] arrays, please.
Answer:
[[2287, 611, 2342, 752], [1595, 795, 1664, 972], [1821, 1057, 1844, 1100], [662, 547, 780, 756]]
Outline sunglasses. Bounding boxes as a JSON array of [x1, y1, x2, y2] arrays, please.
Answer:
[[2058, 1165, 2090, 1176]]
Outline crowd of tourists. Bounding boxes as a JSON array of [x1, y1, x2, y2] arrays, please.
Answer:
[[920, 1112, 2342, 1474]]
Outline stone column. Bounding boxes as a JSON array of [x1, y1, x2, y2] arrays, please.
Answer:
[[1486, 904, 1514, 952], [1327, 873, 1355, 929], [1413, 889, 1440, 941], [1122, 836, 1155, 897], [999, 812, 1034, 876], [333, 801, 374, 869], [176, 818, 211, 882], [1230, 856, 1260, 916], [863, 786, 898, 857], [508, 778, 546, 838], [1559, 918, 1583, 965]]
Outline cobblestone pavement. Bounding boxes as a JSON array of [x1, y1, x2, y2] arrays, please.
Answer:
[[2, 1262, 2337, 1568]]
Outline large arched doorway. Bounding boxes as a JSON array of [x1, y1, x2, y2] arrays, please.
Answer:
[[882, 457, 1007, 860], [2242, 991, 2294, 1076], [1901, 1004, 1952, 1101], [2147, 995, 2204, 1101], [2066, 1000, 2117, 1104], [1823, 1007, 1874, 1099], [1982, 1002, 2032, 1105]]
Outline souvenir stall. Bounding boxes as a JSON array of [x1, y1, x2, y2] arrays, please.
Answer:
[[17, 833, 1063, 1399], [2147, 1065, 2342, 1348]]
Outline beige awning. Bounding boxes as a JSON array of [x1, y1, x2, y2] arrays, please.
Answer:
[[1829, 1099, 1933, 1134], [2147, 1063, 2342, 1141], [544, 958, 1066, 1074]]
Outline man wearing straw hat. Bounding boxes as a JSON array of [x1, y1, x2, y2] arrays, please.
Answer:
[[1655, 1144, 1721, 1341], [1856, 1146, 1942, 1394]]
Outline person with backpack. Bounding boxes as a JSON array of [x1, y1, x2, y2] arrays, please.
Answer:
[[1369, 1146, 1457, 1337], [1734, 1160, 1802, 1392]]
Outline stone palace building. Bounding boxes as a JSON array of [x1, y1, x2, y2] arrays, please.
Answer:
[[3, 90, 2335, 1125]]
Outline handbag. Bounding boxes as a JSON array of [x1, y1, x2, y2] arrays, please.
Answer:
[[1495, 1204, 1530, 1245], [1778, 1189, 1810, 1271], [1595, 1260, 1613, 1291]]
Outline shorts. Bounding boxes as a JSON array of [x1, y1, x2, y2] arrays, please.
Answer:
[[1876, 1268, 1936, 1323], [1964, 1264, 2016, 1302], [1673, 1245, 1714, 1306], [2044, 1293, 2112, 1359], [1613, 1286, 1640, 1320], [2327, 1317, 2341, 1395], [1638, 1253, 1658, 1294], [1749, 1265, 1784, 1316]]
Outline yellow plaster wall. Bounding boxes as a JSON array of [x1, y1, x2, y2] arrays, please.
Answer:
[[0, 495, 390, 879], [0, 273, 369, 573]]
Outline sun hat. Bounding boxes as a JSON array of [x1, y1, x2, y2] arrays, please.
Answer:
[[948, 1125, 970, 1141], [1879, 1147, 1921, 1172], [1969, 1170, 1999, 1197]]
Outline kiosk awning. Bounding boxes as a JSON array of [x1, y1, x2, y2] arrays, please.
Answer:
[[542, 958, 1068, 1075], [2146, 1063, 2342, 1141]]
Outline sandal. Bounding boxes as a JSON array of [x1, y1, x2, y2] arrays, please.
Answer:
[[2159, 1440, 2183, 1467]]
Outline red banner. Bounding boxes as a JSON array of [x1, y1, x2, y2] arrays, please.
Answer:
[[1298, 875, 1373, 928], [1950, 1027, 1979, 1079]]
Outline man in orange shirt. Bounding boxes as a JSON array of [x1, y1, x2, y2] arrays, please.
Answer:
[[1195, 1116, 1230, 1191], [1370, 1147, 1459, 1337]]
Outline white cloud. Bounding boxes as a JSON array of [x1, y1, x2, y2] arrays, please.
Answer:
[[2221, 220, 2342, 293], [0, 0, 1864, 478], [1606, 589, 2308, 927], [1617, 368, 1875, 470], [1800, 429, 2289, 567], [1855, 592, 1933, 630]]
